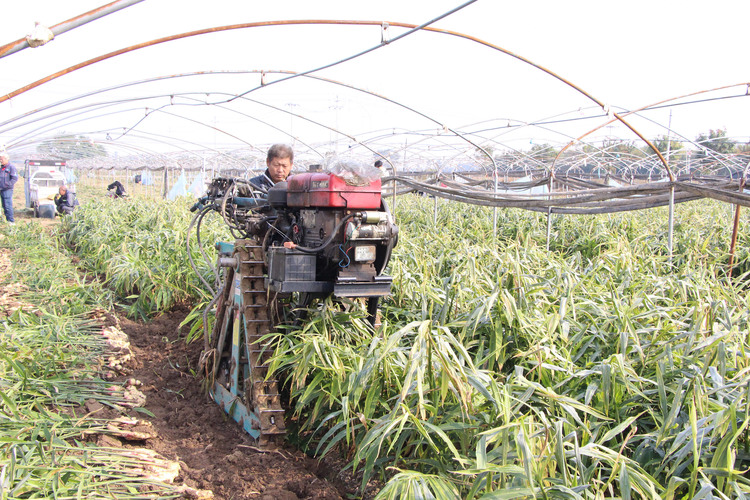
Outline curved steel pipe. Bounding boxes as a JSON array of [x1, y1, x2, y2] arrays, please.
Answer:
[[0, 0, 146, 59], [0, 13, 669, 176]]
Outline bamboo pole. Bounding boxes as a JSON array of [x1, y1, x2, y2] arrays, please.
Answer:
[[668, 185, 675, 263], [728, 175, 747, 275], [546, 207, 552, 251]]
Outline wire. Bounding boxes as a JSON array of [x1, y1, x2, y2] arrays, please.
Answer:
[[292, 212, 358, 254], [186, 205, 216, 295], [195, 205, 220, 286], [338, 245, 351, 268]]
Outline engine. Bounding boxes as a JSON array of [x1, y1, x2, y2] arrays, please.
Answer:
[[264, 172, 398, 298]]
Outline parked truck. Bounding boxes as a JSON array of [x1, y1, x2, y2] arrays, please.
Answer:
[[24, 159, 68, 218]]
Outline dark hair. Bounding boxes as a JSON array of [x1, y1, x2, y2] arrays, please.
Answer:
[[374, 160, 383, 168], [267, 144, 294, 163]]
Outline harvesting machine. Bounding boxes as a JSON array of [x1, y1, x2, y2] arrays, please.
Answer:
[[188, 162, 398, 445]]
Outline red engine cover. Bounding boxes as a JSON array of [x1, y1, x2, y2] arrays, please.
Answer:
[[286, 172, 382, 209]]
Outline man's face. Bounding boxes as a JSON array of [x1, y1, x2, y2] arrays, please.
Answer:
[[267, 155, 293, 183], [0, 156, 8, 166], [59, 187, 66, 195]]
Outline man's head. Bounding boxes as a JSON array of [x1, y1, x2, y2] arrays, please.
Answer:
[[266, 144, 293, 183], [0, 153, 9, 166], [59, 185, 67, 195]]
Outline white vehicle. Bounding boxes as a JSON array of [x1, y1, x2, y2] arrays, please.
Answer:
[[24, 159, 69, 218]]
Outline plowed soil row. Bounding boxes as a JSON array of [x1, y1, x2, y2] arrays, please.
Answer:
[[112, 307, 363, 500]]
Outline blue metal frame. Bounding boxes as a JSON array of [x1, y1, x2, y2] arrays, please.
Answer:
[[209, 270, 261, 439]]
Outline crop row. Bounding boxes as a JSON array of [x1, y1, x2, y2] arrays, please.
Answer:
[[60, 195, 750, 499], [0, 223, 185, 499]]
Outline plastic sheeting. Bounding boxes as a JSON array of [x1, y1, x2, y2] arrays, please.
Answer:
[[326, 158, 382, 186], [188, 171, 207, 197], [139, 171, 154, 186], [63, 168, 78, 185], [167, 172, 188, 200]]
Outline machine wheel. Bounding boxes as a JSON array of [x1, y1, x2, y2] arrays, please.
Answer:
[[38, 205, 56, 219]]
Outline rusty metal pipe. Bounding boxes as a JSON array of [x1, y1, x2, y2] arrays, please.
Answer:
[[0, 15, 679, 184], [0, 18, 471, 104], [0, 0, 146, 59]]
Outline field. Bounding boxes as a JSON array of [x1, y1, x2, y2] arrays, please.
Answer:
[[2, 190, 750, 499]]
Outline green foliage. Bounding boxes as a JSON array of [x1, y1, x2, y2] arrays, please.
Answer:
[[58, 196, 229, 318], [269, 195, 750, 498], [649, 135, 684, 157], [0, 222, 181, 499], [529, 143, 558, 162], [696, 128, 736, 155], [55, 192, 750, 498], [603, 139, 646, 159]]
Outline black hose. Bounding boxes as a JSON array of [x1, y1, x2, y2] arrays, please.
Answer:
[[195, 205, 220, 286], [203, 282, 223, 353], [186, 205, 216, 295], [292, 212, 358, 254]]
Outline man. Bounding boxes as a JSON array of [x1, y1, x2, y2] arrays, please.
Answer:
[[249, 144, 294, 191], [374, 159, 387, 176], [107, 180, 126, 198], [54, 185, 78, 215], [0, 153, 18, 223]]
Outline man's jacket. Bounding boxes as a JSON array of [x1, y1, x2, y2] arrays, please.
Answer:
[[248, 170, 275, 192], [55, 191, 79, 213], [0, 163, 18, 190]]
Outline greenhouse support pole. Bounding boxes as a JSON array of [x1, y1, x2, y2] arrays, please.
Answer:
[[668, 185, 675, 263], [546, 207, 552, 251], [0, 0, 146, 59], [546, 174, 555, 250], [163, 168, 168, 199], [433, 195, 438, 225], [666, 112, 675, 264], [728, 176, 746, 275], [493, 164, 498, 239]]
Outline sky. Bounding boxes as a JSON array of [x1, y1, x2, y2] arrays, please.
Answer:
[[1, 0, 749, 165]]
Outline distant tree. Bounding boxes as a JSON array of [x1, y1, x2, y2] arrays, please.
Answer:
[[695, 128, 735, 154], [735, 143, 750, 170], [649, 135, 684, 157], [474, 145, 495, 162], [37, 134, 108, 160], [528, 143, 557, 162], [602, 139, 645, 159]]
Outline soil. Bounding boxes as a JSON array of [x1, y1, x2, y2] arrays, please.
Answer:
[[111, 306, 370, 500]]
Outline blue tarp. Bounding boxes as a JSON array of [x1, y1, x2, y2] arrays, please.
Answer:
[[140, 171, 154, 186], [63, 168, 77, 184], [167, 172, 188, 200], [188, 172, 206, 197]]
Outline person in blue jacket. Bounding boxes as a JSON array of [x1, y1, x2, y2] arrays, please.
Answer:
[[0, 152, 18, 223]]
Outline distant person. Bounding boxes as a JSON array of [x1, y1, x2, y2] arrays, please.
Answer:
[[374, 159, 387, 176], [107, 180, 127, 198], [0, 152, 18, 224], [249, 144, 294, 191], [54, 185, 78, 215]]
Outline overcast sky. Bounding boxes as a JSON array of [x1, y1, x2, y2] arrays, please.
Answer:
[[2, 0, 749, 161]]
